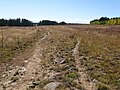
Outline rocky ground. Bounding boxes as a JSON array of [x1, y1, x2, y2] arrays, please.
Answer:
[[0, 25, 120, 90]]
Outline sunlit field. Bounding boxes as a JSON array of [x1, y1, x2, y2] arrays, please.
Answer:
[[0, 25, 120, 90]]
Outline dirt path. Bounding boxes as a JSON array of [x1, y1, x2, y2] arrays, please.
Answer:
[[0, 28, 97, 90], [15, 32, 52, 90], [0, 32, 51, 90], [73, 39, 97, 90]]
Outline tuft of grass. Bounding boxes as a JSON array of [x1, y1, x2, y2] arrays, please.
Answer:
[[97, 84, 110, 90], [65, 72, 78, 79]]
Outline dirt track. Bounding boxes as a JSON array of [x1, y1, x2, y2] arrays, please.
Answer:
[[0, 25, 120, 90], [73, 39, 96, 90]]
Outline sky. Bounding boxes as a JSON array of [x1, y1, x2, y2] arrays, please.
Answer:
[[0, 0, 120, 23]]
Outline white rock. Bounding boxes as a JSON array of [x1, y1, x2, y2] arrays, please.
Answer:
[[43, 82, 60, 90], [24, 60, 28, 63]]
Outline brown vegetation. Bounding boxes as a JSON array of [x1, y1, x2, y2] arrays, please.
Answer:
[[0, 25, 120, 90]]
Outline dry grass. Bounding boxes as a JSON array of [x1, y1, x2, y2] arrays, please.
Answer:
[[0, 27, 47, 61], [0, 25, 120, 90], [69, 25, 120, 90]]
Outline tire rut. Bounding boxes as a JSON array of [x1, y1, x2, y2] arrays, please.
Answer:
[[73, 39, 97, 90], [0, 32, 51, 90]]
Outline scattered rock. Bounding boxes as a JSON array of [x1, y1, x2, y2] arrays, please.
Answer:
[[54, 57, 66, 64], [32, 81, 40, 86], [43, 82, 60, 90], [80, 56, 89, 60], [2, 73, 7, 78], [24, 60, 28, 63]]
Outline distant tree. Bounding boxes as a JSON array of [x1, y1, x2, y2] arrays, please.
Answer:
[[90, 19, 100, 25], [59, 21, 67, 25], [90, 17, 120, 25], [0, 18, 33, 26], [107, 19, 117, 25], [21, 19, 33, 26], [107, 20, 111, 25], [99, 17, 109, 25], [15, 18, 21, 26], [117, 19, 120, 25], [0, 19, 7, 26], [99, 17, 109, 21], [0, 18, 68, 26], [37, 21, 42, 26], [37, 20, 58, 25], [8, 19, 14, 26]]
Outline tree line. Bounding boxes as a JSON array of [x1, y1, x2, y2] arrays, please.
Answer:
[[90, 17, 120, 25], [0, 18, 33, 26], [0, 18, 67, 26], [37, 20, 66, 25]]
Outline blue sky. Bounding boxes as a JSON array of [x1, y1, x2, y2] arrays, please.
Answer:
[[0, 0, 120, 23]]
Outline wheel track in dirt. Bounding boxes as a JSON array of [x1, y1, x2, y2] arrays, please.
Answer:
[[73, 39, 97, 90], [0, 31, 51, 90], [14, 32, 52, 90], [0, 29, 97, 90]]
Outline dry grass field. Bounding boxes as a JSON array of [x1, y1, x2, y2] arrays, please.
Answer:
[[0, 27, 46, 61], [0, 25, 120, 90]]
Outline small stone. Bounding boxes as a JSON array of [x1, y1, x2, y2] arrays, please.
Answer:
[[54, 57, 66, 64], [32, 81, 40, 86], [24, 60, 28, 63], [80, 56, 88, 60], [2, 74, 7, 78], [43, 82, 60, 90]]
